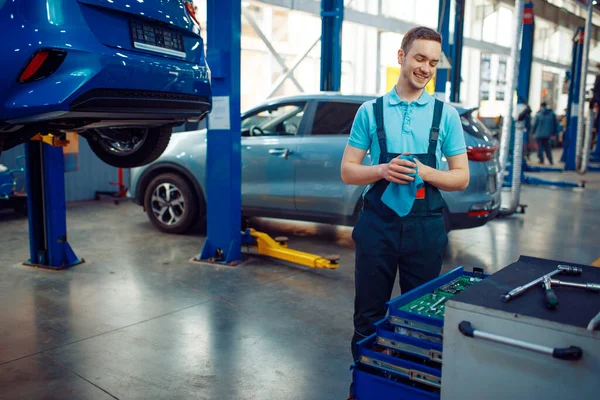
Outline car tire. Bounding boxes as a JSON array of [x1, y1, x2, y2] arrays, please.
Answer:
[[144, 173, 198, 234], [88, 126, 172, 168]]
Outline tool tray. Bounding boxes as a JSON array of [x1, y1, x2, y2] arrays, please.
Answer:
[[352, 363, 440, 400], [386, 267, 486, 336], [374, 319, 443, 364], [356, 334, 442, 390]]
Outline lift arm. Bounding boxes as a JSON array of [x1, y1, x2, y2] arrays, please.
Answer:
[[241, 228, 339, 269]]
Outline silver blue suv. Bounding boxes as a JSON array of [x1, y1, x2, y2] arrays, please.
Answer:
[[129, 93, 501, 233]]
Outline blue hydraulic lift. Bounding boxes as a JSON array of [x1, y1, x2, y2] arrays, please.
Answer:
[[435, 0, 464, 102], [320, 0, 343, 92], [435, 0, 452, 99], [197, 0, 342, 268], [198, 0, 243, 264], [23, 136, 83, 269], [450, 0, 465, 104], [518, 2, 563, 174], [564, 28, 584, 171], [503, 4, 581, 189]]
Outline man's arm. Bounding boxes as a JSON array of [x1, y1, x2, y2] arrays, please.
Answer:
[[415, 153, 469, 191], [341, 145, 418, 186]]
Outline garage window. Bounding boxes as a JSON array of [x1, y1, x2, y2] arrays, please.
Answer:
[[310, 101, 361, 136]]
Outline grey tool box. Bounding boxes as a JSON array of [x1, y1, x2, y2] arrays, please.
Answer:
[[441, 256, 600, 400]]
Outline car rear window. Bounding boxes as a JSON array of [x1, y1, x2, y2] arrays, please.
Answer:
[[311, 101, 361, 135], [460, 111, 494, 142]]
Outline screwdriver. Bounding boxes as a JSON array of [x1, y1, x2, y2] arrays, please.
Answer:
[[550, 279, 600, 292], [542, 276, 559, 310]]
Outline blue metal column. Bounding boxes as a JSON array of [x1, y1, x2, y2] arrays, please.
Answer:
[[518, 2, 562, 173], [198, 0, 243, 264], [565, 28, 584, 171], [503, 4, 580, 189], [517, 3, 534, 105], [435, 0, 451, 99], [320, 0, 344, 92], [24, 140, 82, 269], [450, 0, 465, 103]]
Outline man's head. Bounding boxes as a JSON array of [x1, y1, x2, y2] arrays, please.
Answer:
[[541, 102, 547, 108], [398, 27, 442, 91]]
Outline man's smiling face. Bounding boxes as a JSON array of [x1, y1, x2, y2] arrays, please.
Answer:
[[398, 39, 441, 91]]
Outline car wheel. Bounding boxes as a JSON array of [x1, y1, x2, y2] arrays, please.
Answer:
[[87, 126, 171, 168], [144, 173, 197, 234]]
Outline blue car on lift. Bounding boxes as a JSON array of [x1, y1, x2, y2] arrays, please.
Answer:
[[0, 0, 211, 168]]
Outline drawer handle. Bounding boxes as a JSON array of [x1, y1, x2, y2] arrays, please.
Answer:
[[458, 321, 582, 361]]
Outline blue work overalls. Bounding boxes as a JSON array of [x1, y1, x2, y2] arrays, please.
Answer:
[[350, 96, 448, 361]]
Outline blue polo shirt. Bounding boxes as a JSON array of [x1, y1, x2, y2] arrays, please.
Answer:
[[348, 87, 466, 197], [349, 87, 466, 164]]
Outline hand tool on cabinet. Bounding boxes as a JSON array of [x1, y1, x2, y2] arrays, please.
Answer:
[[549, 279, 600, 293], [542, 276, 559, 310], [587, 310, 600, 331], [501, 265, 582, 303]]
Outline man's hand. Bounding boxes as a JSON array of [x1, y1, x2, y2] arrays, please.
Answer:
[[378, 154, 416, 185], [414, 157, 434, 182]]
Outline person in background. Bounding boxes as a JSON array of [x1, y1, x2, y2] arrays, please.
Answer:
[[531, 102, 558, 165]]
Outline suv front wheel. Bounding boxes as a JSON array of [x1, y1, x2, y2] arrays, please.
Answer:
[[144, 173, 198, 234], [88, 126, 172, 168]]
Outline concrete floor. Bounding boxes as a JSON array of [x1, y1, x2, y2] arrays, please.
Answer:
[[0, 183, 599, 400]]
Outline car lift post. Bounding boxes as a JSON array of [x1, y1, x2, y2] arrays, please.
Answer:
[[23, 136, 82, 269], [450, 0, 465, 104], [564, 27, 584, 171], [518, 2, 562, 174], [435, 0, 451, 100], [503, 6, 581, 189], [197, 0, 340, 270], [197, 0, 243, 265], [320, 0, 343, 92]]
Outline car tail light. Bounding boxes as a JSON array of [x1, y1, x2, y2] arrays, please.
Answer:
[[467, 210, 490, 218], [467, 201, 493, 218], [184, 1, 201, 29], [467, 145, 498, 162], [18, 49, 66, 84]]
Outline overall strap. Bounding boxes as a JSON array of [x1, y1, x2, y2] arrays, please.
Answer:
[[427, 99, 444, 155], [373, 96, 387, 164]]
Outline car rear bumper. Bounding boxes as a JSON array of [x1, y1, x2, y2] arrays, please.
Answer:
[[448, 206, 500, 230], [1, 48, 211, 123]]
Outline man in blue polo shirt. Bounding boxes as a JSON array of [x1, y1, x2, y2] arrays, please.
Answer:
[[341, 27, 469, 397]]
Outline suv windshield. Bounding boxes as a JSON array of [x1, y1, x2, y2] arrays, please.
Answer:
[[461, 111, 494, 142]]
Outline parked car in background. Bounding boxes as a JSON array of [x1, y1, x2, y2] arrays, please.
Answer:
[[130, 93, 501, 234], [0, 0, 211, 168]]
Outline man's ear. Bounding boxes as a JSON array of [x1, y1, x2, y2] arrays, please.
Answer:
[[397, 49, 404, 66]]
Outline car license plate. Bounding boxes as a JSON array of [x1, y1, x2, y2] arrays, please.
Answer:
[[488, 174, 497, 193], [130, 21, 186, 58]]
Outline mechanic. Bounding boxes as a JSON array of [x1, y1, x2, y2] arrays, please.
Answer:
[[531, 102, 558, 165], [340, 26, 469, 399]]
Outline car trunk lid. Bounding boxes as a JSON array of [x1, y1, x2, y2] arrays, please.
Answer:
[[77, 0, 204, 63], [77, 0, 195, 31]]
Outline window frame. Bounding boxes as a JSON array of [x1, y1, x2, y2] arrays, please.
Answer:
[[241, 101, 309, 138], [306, 100, 363, 137]]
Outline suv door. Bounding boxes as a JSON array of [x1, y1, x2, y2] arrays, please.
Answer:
[[241, 101, 307, 211], [294, 100, 362, 217]]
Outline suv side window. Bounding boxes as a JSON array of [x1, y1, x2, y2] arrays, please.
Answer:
[[311, 101, 361, 135], [241, 102, 306, 137]]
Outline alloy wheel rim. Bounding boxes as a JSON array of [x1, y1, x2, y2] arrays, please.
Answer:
[[151, 183, 185, 226]]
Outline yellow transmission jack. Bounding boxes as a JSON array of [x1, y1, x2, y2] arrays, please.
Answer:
[[241, 228, 340, 269]]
